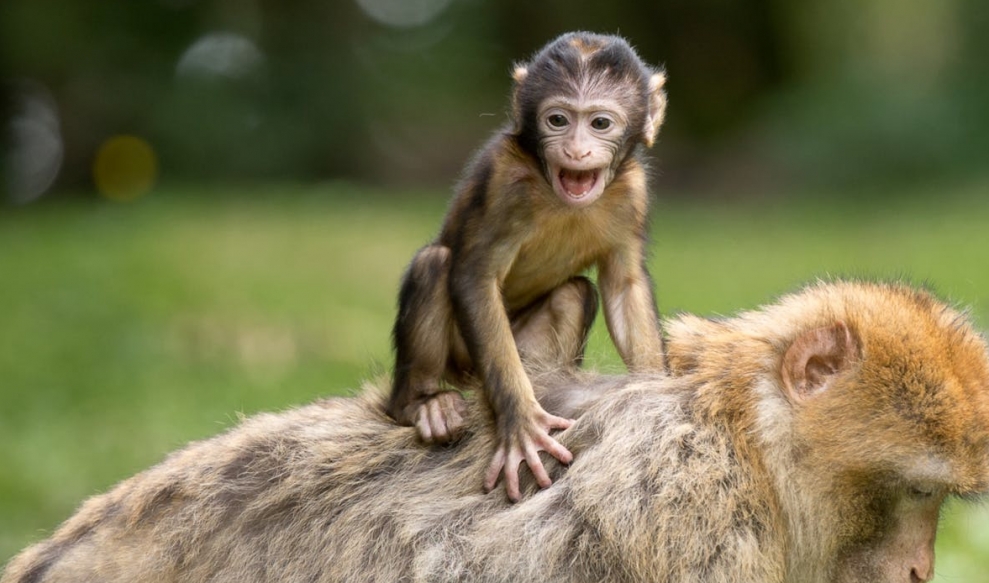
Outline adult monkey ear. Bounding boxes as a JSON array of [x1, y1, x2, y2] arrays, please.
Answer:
[[642, 71, 667, 148], [781, 322, 861, 403]]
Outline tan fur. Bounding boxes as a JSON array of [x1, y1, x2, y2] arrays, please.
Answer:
[[7, 280, 988, 583], [569, 34, 606, 56]]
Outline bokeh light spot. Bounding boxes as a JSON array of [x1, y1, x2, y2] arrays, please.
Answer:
[[176, 32, 265, 81], [4, 80, 64, 204], [93, 135, 158, 202], [355, 0, 452, 28]]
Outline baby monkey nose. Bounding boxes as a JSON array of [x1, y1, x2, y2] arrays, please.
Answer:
[[564, 147, 592, 161]]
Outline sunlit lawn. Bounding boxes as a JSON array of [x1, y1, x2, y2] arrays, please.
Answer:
[[2, 180, 988, 578]]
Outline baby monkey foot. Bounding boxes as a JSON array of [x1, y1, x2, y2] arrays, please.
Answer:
[[414, 391, 469, 444]]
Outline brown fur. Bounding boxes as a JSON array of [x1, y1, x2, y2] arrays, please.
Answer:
[[388, 32, 667, 499], [5, 280, 989, 583]]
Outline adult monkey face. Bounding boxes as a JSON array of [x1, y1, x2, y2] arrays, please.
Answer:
[[511, 33, 667, 208]]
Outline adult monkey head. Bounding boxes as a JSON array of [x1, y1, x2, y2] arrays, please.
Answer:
[[511, 32, 667, 208]]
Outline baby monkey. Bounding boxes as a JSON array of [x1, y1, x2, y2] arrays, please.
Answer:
[[388, 32, 668, 501]]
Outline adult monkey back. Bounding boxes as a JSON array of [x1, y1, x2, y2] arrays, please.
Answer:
[[388, 32, 668, 500], [7, 280, 989, 583]]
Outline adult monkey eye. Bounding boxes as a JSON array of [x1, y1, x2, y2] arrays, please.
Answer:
[[591, 117, 612, 130], [909, 486, 935, 499], [548, 114, 569, 128]]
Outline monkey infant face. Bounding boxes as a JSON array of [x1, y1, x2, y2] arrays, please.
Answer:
[[538, 97, 627, 208], [509, 33, 667, 209]]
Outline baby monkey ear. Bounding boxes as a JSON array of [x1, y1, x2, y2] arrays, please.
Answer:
[[781, 321, 861, 403], [509, 65, 529, 131], [642, 72, 667, 148], [512, 65, 529, 84]]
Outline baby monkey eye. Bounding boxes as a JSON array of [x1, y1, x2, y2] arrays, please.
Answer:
[[547, 114, 569, 128], [590, 117, 612, 130]]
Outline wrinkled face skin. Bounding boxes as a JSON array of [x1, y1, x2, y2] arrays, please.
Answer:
[[537, 96, 627, 208]]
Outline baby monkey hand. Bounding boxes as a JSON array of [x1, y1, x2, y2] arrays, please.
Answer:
[[482, 405, 574, 502]]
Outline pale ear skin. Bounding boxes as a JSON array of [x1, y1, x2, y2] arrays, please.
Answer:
[[781, 322, 860, 402], [642, 72, 667, 148], [512, 65, 528, 84], [510, 65, 529, 131]]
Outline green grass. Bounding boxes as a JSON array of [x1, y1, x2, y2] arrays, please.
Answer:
[[2, 180, 989, 578]]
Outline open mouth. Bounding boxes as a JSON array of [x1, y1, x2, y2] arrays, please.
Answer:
[[560, 168, 599, 197], [552, 166, 605, 207]]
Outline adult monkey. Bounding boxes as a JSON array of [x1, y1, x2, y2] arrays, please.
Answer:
[[388, 32, 668, 500], [6, 280, 989, 583]]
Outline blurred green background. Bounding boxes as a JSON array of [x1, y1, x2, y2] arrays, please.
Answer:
[[2, 0, 989, 579]]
